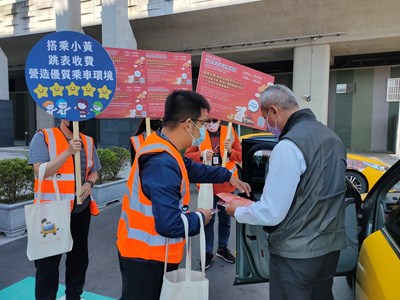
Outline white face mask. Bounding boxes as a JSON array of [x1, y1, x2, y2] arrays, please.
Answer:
[[206, 122, 220, 133], [266, 109, 281, 138]]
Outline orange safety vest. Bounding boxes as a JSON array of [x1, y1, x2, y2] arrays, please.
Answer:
[[117, 132, 190, 263], [199, 125, 238, 193], [130, 133, 145, 154], [33, 128, 99, 216]]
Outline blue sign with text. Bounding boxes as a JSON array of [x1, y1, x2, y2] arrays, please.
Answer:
[[25, 31, 116, 121]]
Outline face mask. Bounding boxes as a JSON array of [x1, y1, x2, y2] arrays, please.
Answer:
[[266, 110, 281, 138], [206, 122, 220, 133], [189, 121, 206, 147]]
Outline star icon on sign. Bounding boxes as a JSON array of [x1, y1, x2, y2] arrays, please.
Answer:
[[66, 82, 80, 96], [81, 83, 96, 97], [97, 85, 112, 100], [33, 84, 48, 99], [49, 82, 64, 97]]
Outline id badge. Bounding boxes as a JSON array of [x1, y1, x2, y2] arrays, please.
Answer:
[[212, 153, 220, 166]]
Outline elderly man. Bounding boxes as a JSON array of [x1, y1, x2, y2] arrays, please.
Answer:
[[227, 84, 347, 300]]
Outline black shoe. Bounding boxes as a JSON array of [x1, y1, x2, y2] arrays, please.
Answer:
[[199, 253, 214, 270], [216, 247, 236, 263]]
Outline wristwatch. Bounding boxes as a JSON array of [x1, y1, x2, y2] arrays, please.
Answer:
[[85, 180, 95, 188]]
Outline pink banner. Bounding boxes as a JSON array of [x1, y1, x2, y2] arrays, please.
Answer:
[[98, 48, 192, 118], [196, 52, 274, 130]]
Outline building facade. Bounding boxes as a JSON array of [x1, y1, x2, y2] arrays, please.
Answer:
[[0, 0, 399, 151]]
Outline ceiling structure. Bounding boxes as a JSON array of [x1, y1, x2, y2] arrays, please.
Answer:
[[1, 0, 400, 76]]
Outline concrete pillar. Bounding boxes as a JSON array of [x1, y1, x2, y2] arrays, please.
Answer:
[[293, 44, 330, 125], [36, 0, 83, 130], [100, 0, 138, 147], [0, 48, 14, 146], [0, 48, 8, 100], [102, 0, 137, 49], [55, 0, 83, 33]]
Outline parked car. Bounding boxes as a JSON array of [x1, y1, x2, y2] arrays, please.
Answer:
[[235, 133, 400, 299], [240, 133, 389, 193]]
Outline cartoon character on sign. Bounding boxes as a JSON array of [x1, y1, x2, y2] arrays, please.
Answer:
[[75, 99, 89, 119], [56, 99, 71, 118], [129, 109, 137, 118], [42, 100, 57, 115], [182, 60, 191, 71], [40, 218, 59, 238], [136, 91, 147, 102], [91, 101, 104, 116], [234, 106, 247, 122], [255, 82, 273, 98], [134, 57, 145, 68]]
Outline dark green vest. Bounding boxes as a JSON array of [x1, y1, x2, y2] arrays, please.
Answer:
[[268, 109, 347, 259]]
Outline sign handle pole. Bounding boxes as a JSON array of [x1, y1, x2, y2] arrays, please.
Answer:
[[73, 121, 83, 205], [145, 118, 151, 138], [396, 105, 400, 159], [222, 122, 232, 167]]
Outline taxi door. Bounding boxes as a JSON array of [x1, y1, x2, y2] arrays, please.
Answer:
[[355, 159, 400, 300], [235, 136, 360, 285]]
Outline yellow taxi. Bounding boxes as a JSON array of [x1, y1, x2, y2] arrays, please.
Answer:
[[240, 132, 389, 193], [235, 133, 400, 299]]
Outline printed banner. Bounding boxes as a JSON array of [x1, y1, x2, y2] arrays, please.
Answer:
[[98, 48, 192, 118], [196, 52, 275, 130], [25, 31, 116, 121]]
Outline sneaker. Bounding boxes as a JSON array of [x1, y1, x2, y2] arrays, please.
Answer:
[[216, 247, 236, 263], [57, 296, 85, 300], [199, 253, 214, 270]]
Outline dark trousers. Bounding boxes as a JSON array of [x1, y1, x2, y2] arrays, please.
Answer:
[[34, 205, 91, 300], [118, 252, 179, 300], [205, 195, 231, 254], [269, 251, 340, 300]]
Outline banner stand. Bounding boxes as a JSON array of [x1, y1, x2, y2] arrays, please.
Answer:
[[73, 121, 82, 204], [145, 118, 151, 138], [221, 122, 232, 167]]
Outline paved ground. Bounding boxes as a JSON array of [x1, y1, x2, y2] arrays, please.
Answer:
[[0, 145, 397, 299]]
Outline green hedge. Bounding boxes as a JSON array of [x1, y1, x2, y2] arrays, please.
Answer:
[[0, 158, 34, 204], [97, 146, 130, 184]]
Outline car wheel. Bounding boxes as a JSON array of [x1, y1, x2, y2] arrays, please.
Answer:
[[346, 171, 368, 193]]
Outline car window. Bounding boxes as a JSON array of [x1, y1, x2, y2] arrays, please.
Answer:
[[375, 178, 400, 234], [384, 180, 400, 246], [249, 149, 272, 197]]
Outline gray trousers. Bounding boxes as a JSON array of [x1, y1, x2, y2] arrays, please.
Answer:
[[269, 251, 340, 300]]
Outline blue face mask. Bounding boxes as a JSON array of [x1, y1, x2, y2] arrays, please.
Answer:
[[190, 121, 206, 147], [266, 110, 281, 138]]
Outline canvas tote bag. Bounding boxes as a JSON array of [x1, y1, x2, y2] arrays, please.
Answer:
[[197, 153, 214, 209], [160, 212, 209, 300], [25, 162, 73, 261]]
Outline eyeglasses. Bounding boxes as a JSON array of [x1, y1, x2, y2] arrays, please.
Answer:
[[191, 119, 209, 126], [207, 118, 218, 123]]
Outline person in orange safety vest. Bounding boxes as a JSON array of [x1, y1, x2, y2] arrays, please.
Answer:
[[116, 90, 251, 300], [28, 119, 101, 300], [130, 118, 162, 164], [185, 119, 242, 269]]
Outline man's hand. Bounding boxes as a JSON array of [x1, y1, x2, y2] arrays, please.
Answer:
[[229, 176, 251, 197], [201, 149, 213, 162], [224, 138, 233, 153], [67, 138, 82, 156], [225, 201, 243, 217], [80, 181, 92, 201], [197, 208, 212, 225]]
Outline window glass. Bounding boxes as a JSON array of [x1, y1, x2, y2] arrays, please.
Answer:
[[250, 150, 272, 198], [384, 179, 400, 246]]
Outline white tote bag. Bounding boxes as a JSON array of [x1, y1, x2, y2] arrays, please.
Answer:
[[160, 212, 209, 300], [25, 163, 73, 261], [197, 153, 214, 209]]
